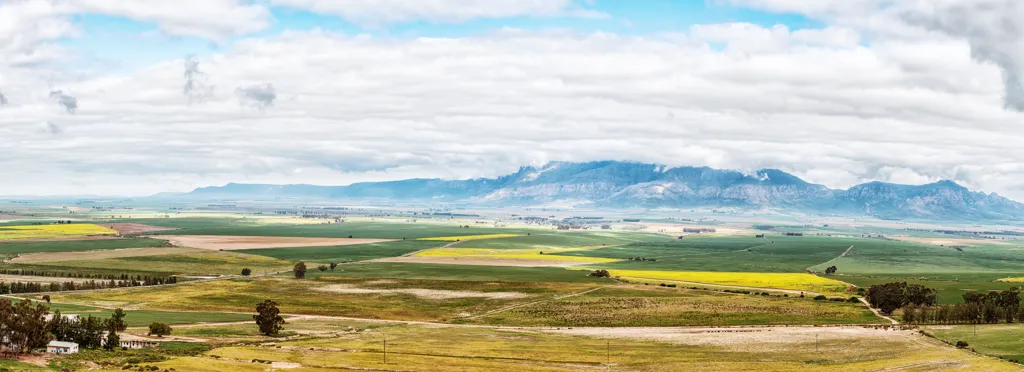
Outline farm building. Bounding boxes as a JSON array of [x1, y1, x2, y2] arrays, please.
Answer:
[[683, 228, 716, 233], [119, 340, 158, 349], [47, 341, 78, 354]]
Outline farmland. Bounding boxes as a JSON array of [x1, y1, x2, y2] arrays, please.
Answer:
[[0, 224, 117, 241], [0, 212, 1022, 370]]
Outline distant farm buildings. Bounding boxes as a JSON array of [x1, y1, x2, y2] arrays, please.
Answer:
[[785, 232, 804, 236], [683, 228, 717, 234]]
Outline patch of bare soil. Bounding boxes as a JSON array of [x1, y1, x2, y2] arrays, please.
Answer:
[[102, 223, 178, 235], [314, 284, 530, 300], [11, 247, 203, 263], [370, 256, 590, 267], [550, 326, 917, 349], [893, 236, 1007, 246], [149, 235, 396, 250]]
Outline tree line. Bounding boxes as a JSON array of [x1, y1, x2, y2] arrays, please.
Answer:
[[0, 276, 177, 294], [865, 282, 1024, 324], [0, 269, 177, 283], [0, 299, 127, 357], [903, 289, 1022, 324]]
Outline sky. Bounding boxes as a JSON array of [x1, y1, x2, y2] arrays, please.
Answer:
[[1, 0, 1024, 198]]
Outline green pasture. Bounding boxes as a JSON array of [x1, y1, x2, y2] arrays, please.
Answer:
[[237, 240, 443, 262]]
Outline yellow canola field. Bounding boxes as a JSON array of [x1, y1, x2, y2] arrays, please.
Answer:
[[0, 224, 118, 241], [418, 234, 524, 241], [607, 269, 850, 296], [997, 277, 1024, 282], [415, 247, 620, 264]]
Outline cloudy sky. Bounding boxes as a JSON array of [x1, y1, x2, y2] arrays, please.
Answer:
[[1, 0, 1023, 198]]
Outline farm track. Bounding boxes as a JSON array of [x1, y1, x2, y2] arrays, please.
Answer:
[[859, 297, 899, 324], [807, 245, 854, 272], [400, 239, 463, 257]]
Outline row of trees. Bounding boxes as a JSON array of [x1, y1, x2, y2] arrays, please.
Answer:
[[902, 289, 1022, 324], [290, 261, 340, 279], [0, 299, 126, 356], [0, 277, 175, 294], [0, 269, 176, 283], [864, 282, 937, 314]]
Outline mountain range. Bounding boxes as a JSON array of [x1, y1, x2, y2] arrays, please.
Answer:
[[177, 161, 1024, 221]]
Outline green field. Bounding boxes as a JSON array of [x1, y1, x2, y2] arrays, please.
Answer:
[[923, 324, 1024, 363], [303, 262, 608, 282], [237, 240, 443, 262], [12, 299, 253, 326], [0, 237, 167, 257], [120, 218, 543, 239], [21, 251, 294, 276], [461, 231, 673, 249], [568, 236, 853, 273]]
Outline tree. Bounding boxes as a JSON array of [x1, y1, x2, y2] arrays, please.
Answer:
[[329, 262, 338, 270], [589, 269, 610, 278], [824, 266, 838, 275], [108, 308, 127, 332], [148, 322, 172, 337], [866, 282, 907, 315], [42, 295, 51, 303], [241, 268, 252, 276], [103, 330, 120, 351], [254, 299, 286, 336], [294, 262, 307, 279], [318, 265, 328, 272]]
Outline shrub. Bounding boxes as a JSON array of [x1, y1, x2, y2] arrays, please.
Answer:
[[588, 269, 610, 278], [241, 268, 252, 276], [956, 341, 969, 349], [813, 295, 827, 301], [848, 296, 860, 303], [148, 322, 172, 337]]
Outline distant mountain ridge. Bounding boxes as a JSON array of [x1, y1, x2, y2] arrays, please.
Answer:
[[179, 161, 1024, 221]]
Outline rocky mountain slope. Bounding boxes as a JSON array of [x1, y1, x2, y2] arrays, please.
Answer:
[[180, 161, 1024, 220]]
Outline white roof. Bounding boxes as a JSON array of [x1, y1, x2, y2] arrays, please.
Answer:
[[48, 341, 78, 348]]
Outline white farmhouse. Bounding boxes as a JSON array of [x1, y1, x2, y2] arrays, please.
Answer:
[[46, 341, 78, 354]]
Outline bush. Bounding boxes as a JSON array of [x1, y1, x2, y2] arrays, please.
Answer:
[[848, 296, 860, 303], [956, 341, 969, 349], [148, 322, 172, 337], [813, 295, 828, 301], [241, 268, 252, 276], [588, 269, 610, 278]]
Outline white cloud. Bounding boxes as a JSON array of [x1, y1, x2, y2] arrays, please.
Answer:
[[62, 0, 271, 41], [268, 0, 607, 26], [2, 27, 1024, 199]]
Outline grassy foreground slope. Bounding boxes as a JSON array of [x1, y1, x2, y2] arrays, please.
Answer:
[[47, 276, 880, 326], [80, 319, 1019, 372]]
